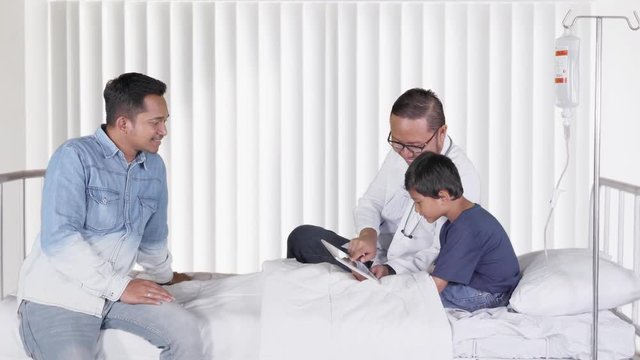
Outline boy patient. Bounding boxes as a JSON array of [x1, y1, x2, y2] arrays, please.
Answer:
[[404, 152, 520, 312]]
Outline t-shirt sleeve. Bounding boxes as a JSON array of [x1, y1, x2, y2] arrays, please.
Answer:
[[431, 224, 483, 285]]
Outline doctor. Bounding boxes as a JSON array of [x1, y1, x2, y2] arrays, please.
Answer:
[[287, 88, 481, 279]]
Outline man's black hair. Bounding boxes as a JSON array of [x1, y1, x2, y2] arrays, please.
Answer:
[[404, 151, 463, 199], [391, 88, 445, 129], [103, 72, 166, 126]]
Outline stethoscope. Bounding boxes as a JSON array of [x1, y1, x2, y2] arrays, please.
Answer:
[[400, 135, 453, 239]]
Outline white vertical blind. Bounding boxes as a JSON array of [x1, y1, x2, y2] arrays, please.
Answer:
[[258, 3, 282, 260], [302, 3, 326, 227], [169, 2, 194, 270], [78, 2, 102, 136], [488, 3, 513, 236], [466, 3, 490, 209], [236, 2, 259, 272], [336, 3, 356, 237], [28, 0, 593, 273], [510, 4, 534, 252], [531, 3, 556, 252], [192, 1, 216, 271], [124, 2, 146, 72], [280, 3, 303, 255], [378, 2, 400, 164], [324, 4, 338, 233], [355, 3, 380, 199]]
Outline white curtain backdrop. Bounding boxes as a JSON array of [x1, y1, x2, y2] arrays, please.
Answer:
[[24, 0, 595, 273]]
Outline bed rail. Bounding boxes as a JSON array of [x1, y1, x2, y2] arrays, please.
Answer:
[[0, 169, 45, 299], [598, 177, 640, 342]]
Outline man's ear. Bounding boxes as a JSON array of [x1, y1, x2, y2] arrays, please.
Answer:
[[439, 124, 448, 140], [115, 116, 130, 133]]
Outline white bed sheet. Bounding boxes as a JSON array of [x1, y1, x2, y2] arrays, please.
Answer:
[[448, 306, 636, 359], [0, 259, 453, 360], [3, 259, 635, 360]]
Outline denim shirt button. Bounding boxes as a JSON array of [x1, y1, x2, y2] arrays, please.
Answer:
[[101, 197, 107, 204]]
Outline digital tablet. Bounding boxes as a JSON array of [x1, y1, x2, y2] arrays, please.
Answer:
[[321, 239, 381, 283]]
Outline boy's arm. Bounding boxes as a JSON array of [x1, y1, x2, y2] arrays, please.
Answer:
[[432, 275, 448, 293]]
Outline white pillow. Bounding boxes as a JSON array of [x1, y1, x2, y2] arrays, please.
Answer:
[[509, 248, 640, 316]]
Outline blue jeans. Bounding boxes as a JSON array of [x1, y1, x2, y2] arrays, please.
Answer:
[[18, 299, 205, 360], [439, 283, 511, 312]]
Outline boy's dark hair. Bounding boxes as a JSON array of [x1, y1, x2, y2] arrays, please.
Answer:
[[103, 72, 167, 126], [404, 151, 463, 199], [391, 88, 445, 129]]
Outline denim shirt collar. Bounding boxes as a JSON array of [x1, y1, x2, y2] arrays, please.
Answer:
[[95, 125, 148, 170]]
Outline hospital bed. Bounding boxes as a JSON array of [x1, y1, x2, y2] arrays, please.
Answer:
[[0, 170, 639, 359]]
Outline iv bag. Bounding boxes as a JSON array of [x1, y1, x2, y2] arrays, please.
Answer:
[[555, 28, 580, 116]]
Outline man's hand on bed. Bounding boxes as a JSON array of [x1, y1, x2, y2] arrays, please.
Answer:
[[164, 271, 192, 285], [120, 279, 175, 305]]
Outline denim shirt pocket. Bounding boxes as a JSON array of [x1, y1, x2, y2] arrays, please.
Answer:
[[137, 196, 158, 235], [86, 186, 120, 231]]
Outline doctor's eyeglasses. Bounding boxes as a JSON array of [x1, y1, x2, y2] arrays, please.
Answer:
[[387, 126, 442, 155]]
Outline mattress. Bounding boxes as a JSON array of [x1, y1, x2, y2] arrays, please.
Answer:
[[0, 260, 453, 360], [0, 260, 635, 360], [448, 306, 636, 359]]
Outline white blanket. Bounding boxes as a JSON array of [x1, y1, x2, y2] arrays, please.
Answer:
[[257, 260, 452, 360], [0, 259, 452, 360]]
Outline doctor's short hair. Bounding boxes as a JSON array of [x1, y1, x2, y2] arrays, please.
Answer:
[[391, 88, 445, 129], [104, 72, 167, 126], [404, 151, 463, 199]]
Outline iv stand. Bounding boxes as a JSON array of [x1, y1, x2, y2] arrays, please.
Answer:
[[561, 9, 639, 360]]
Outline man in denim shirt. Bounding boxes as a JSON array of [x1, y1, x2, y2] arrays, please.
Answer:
[[17, 73, 205, 359]]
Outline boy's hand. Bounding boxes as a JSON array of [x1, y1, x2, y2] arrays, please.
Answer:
[[432, 276, 448, 293], [348, 228, 377, 262], [370, 264, 391, 279]]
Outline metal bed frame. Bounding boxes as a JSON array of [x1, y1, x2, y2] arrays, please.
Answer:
[[1, 169, 640, 358], [0, 169, 45, 299]]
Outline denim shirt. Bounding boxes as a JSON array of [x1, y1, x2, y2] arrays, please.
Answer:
[[18, 126, 173, 317]]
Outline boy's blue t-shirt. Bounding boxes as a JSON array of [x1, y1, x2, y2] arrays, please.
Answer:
[[431, 204, 520, 294]]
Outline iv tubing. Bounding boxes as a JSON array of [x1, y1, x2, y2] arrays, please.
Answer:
[[543, 120, 571, 260]]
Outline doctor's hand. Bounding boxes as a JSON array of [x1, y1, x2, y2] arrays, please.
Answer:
[[348, 228, 378, 262], [120, 279, 175, 305]]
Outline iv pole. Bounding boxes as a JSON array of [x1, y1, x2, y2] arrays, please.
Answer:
[[561, 10, 639, 360]]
